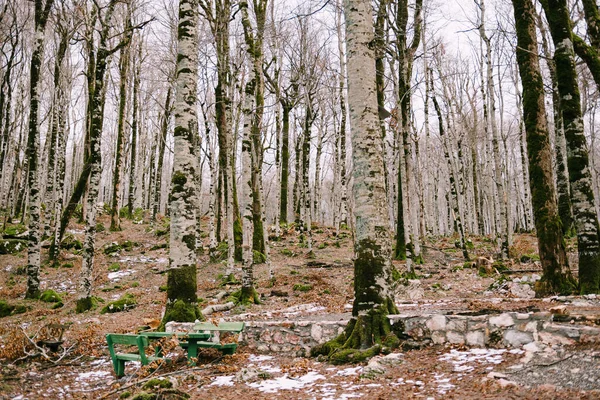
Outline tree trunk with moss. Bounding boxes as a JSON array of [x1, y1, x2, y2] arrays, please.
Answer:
[[109, 18, 131, 232], [200, 0, 237, 272], [43, 28, 68, 241], [161, 0, 201, 324], [128, 35, 141, 218], [313, 0, 398, 363], [542, 0, 600, 294], [25, 0, 54, 299], [238, 76, 258, 304], [534, 9, 575, 237], [512, 0, 575, 295], [78, 1, 122, 312]]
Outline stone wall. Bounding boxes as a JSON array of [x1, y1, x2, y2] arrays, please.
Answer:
[[166, 312, 600, 356]]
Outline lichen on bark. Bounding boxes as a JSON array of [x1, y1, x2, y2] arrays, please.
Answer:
[[312, 0, 399, 363]]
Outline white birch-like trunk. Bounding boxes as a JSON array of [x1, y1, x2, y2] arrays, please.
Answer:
[[162, 0, 200, 322]]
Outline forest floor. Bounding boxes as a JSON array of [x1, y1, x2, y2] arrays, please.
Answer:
[[1, 213, 600, 399]]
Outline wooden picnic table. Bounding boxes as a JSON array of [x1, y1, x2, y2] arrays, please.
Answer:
[[139, 330, 237, 364]]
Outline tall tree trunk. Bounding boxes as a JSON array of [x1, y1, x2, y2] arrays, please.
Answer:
[[479, 0, 509, 259], [512, 0, 575, 295], [162, 0, 202, 324], [239, 76, 258, 304], [542, 0, 600, 294], [314, 0, 398, 362], [336, 0, 348, 231], [153, 85, 172, 220], [110, 17, 131, 232], [128, 35, 141, 217], [279, 103, 291, 224], [78, 1, 125, 312], [43, 30, 68, 241], [25, 0, 54, 299]]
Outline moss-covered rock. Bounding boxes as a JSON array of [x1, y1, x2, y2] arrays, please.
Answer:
[[40, 290, 62, 303], [131, 393, 157, 400], [103, 241, 137, 255], [108, 263, 121, 272], [292, 284, 313, 292], [0, 239, 27, 254], [60, 234, 83, 250], [142, 378, 173, 390], [100, 294, 137, 314], [0, 300, 27, 317], [0, 300, 15, 317]]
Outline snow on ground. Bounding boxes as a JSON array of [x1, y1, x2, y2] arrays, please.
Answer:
[[108, 269, 136, 281], [439, 348, 524, 373], [248, 371, 326, 393], [210, 375, 235, 386]]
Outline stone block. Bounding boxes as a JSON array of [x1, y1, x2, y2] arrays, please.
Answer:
[[431, 331, 446, 344], [446, 331, 465, 344], [446, 317, 467, 332], [426, 314, 447, 331], [538, 331, 576, 346], [489, 313, 514, 327], [503, 330, 533, 347], [466, 331, 485, 346], [310, 324, 323, 343], [273, 331, 284, 344]]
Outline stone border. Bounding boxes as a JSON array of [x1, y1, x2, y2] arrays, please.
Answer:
[[166, 311, 600, 356]]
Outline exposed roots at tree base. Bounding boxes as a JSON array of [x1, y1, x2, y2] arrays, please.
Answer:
[[311, 312, 400, 364], [229, 287, 260, 305], [160, 300, 203, 330], [535, 275, 577, 297]]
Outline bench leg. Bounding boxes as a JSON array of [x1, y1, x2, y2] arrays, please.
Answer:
[[115, 359, 126, 377], [187, 341, 198, 366], [220, 347, 235, 355]]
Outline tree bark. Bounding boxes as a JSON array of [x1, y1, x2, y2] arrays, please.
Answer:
[[162, 0, 202, 324], [542, 0, 600, 294], [25, 0, 54, 299], [313, 0, 398, 363], [512, 0, 575, 295]]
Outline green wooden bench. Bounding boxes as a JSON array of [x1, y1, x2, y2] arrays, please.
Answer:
[[138, 331, 239, 364], [106, 334, 164, 377]]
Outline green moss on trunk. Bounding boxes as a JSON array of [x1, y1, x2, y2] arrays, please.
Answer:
[[312, 239, 399, 363], [161, 264, 201, 327]]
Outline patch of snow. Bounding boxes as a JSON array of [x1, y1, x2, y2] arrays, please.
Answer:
[[210, 375, 235, 386], [108, 269, 135, 281], [249, 354, 274, 362], [67, 229, 84, 235], [337, 366, 363, 376], [439, 348, 507, 372], [248, 371, 325, 393], [434, 372, 455, 394], [88, 359, 110, 366], [76, 370, 111, 383]]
